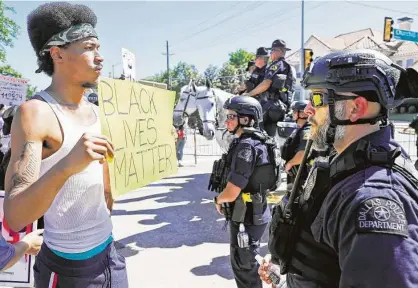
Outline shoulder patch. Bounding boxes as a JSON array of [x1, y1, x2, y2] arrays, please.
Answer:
[[303, 132, 310, 140], [355, 197, 408, 238], [269, 65, 278, 71], [237, 147, 253, 162]]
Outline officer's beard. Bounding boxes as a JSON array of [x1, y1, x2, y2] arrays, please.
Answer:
[[312, 102, 346, 150]]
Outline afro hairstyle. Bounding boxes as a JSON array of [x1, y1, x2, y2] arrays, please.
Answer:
[[27, 2, 97, 76]]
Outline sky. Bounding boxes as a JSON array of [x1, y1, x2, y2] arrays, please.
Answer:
[[3, 0, 418, 90]]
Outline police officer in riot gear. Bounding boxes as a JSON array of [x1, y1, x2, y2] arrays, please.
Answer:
[[244, 39, 296, 138], [280, 100, 310, 188], [208, 95, 278, 288], [260, 49, 418, 287]]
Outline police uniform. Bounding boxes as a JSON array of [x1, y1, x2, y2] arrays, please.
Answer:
[[228, 133, 275, 288], [281, 122, 310, 183], [267, 49, 418, 288], [262, 40, 296, 138], [209, 96, 278, 288], [245, 47, 268, 99]]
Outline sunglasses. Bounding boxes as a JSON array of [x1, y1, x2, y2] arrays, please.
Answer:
[[309, 91, 357, 108], [226, 114, 238, 120]]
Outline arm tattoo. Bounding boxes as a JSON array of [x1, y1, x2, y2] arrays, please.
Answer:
[[10, 141, 41, 194]]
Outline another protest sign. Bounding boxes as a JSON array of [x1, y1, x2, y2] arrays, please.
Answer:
[[98, 78, 177, 197], [0, 75, 27, 106], [0, 191, 37, 287]]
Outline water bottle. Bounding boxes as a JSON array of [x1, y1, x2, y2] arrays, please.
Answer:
[[237, 223, 249, 248], [255, 254, 281, 286]]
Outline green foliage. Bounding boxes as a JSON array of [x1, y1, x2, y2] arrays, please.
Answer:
[[0, 2, 19, 63], [0, 1, 36, 100], [228, 48, 255, 70], [147, 48, 258, 107]]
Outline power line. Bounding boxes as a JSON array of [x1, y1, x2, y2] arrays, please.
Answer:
[[344, 1, 418, 17], [184, 2, 300, 51], [173, 1, 243, 45], [178, 1, 326, 54], [172, 1, 267, 49]]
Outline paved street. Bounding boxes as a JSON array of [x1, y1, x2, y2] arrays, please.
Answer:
[[2, 122, 415, 288], [111, 155, 277, 287], [110, 121, 417, 287]]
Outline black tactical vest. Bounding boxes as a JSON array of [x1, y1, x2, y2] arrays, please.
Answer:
[[279, 138, 418, 287], [280, 123, 308, 162], [268, 58, 296, 102], [236, 130, 277, 193], [245, 66, 266, 93]]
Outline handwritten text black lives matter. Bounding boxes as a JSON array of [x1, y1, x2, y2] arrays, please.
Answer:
[[100, 80, 173, 189]]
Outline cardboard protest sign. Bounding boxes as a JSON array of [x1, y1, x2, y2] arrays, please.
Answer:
[[0, 75, 27, 106], [98, 78, 177, 196], [0, 191, 37, 287]]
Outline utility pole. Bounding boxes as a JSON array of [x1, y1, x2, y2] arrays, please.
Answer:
[[162, 40, 174, 89], [300, 0, 305, 77]]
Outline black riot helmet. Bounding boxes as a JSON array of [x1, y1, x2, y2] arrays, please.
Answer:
[[301, 49, 418, 143], [290, 100, 308, 112], [291, 100, 308, 120], [224, 95, 263, 127]]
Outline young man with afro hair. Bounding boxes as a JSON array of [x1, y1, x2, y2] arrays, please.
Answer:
[[3, 2, 128, 287]]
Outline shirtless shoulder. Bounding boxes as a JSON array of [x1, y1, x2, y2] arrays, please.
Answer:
[[15, 97, 62, 158]]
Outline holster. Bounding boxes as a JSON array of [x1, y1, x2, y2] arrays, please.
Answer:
[[280, 137, 294, 162], [252, 193, 264, 225], [245, 80, 255, 92], [271, 74, 287, 91], [231, 194, 247, 223], [268, 198, 303, 274]]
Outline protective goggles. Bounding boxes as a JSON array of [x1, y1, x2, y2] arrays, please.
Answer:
[[309, 91, 357, 108], [226, 114, 238, 120]]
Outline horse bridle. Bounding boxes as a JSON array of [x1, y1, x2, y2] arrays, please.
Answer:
[[174, 84, 220, 128]]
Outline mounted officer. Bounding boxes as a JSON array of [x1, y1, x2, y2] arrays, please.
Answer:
[[237, 48, 268, 96], [243, 39, 296, 138], [208, 95, 279, 288], [244, 47, 269, 97], [260, 49, 418, 287]]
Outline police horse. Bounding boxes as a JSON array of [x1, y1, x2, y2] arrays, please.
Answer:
[[173, 79, 236, 153]]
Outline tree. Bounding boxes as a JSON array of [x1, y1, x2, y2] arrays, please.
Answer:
[[217, 63, 241, 93], [228, 49, 254, 70], [203, 65, 219, 82], [147, 61, 201, 102], [0, 1, 36, 99], [0, 2, 19, 63]]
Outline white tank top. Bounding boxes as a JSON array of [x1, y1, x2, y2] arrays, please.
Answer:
[[37, 91, 112, 253]]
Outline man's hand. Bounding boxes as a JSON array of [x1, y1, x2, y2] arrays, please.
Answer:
[[258, 254, 274, 285], [62, 133, 114, 173], [215, 203, 223, 215], [285, 162, 293, 173], [20, 229, 43, 255]]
